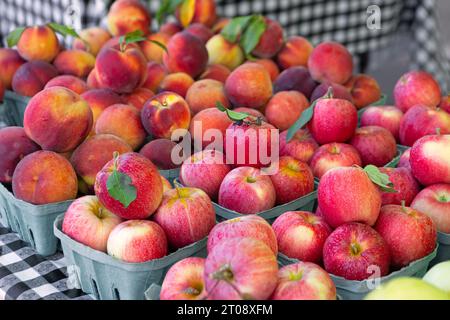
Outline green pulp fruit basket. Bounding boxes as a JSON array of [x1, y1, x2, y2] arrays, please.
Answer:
[[54, 214, 208, 300], [430, 232, 450, 267], [2, 90, 30, 126]]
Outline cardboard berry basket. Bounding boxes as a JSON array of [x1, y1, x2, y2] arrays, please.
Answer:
[[430, 232, 450, 267], [278, 246, 438, 300], [2, 90, 30, 127], [53, 214, 208, 300], [0, 182, 72, 255]]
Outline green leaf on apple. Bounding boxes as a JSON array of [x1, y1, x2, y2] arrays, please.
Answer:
[[155, 0, 186, 26], [364, 165, 397, 193], [239, 15, 266, 55], [216, 101, 249, 122], [106, 153, 137, 208], [221, 15, 253, 43], [7, 27, 26, 47], [371, 94, 387, 106]]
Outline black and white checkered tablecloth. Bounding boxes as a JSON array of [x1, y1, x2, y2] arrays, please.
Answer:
[[0, 223, 91, 300]]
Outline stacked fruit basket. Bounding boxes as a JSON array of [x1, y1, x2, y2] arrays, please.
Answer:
[[0, 0, 449, 301]]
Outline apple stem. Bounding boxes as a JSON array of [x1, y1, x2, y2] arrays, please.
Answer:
[[401, 200, 407, 212], [112, 151, 119, 171], [324, 87, 334, 99], [436, 127, 441, 135], [183, 287, 200, 296]]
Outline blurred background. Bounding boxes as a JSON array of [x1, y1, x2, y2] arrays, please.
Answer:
[[0, 0, 449, 97]]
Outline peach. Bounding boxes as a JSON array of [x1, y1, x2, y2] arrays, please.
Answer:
[[225, 62, 272, 109], [265, 91, 309, 131], [344, 74, 381, 109], [206, 34, 245, 71], [139, 32, 171, 63], [279, 129, 318, 163], [253, 59, 280, 82], [0, 48, 25, 89], [141, 92, 191, 139], [72, 27, 112, 56], [100, 36, 140, 52], [308, 41, 353, 84], [70, 134, 132, 190], [17, 25, 60, 62], [12, 151, 77, 204], [199, 64, 231, 83], [139, 139, 179, 170], [159, 22, 183, 36], [53, 49, 95, 78], [159, 72, 194, 98], [141, 62, 168, 92], [0, 127, 40, 183], [175, 0, 217, 27], [252, 18, 284, 59], [95, 104, 146, 150], [24, 87, 93, 152], [189, 107, 232, 150], [310, 82, 353, 103], [277, 36, 313, 70], [185, 23, 214, 44], [273, 66, 318, 99], [439, 95, 450, 113], [96, 44, 147, 94], [86, 68, 101, 89], [163, 31, 208, 78], [211, 18, 229, 34], [106, 0, 151, 36], [11, 61, 58, 97], [44, 75, 89, 94], [185, 79, 230, 114], [122, 87, 155, 110]]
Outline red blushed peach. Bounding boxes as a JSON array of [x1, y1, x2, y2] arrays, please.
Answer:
[[160, 22, 183, 36], [439, 95, 450, 113], [265, 91, 309, 131], [277, 36, 313, 70], [95, 104, 146, 150], [279, 129, 318, 163], [12, 151, 78, 204], [185, 23, 214, 44], [107, 0, 151, 36], [163, 31, 208, 78], [72, 27, 112, 57], [253, 59, 280, 82], [70, 134, 132, 190], [199, 64, 231, 83], [96, 44, 147, 94], [24, 87, 93, 152], [44, 75, 89, 94], [211, 18, 229, 34], [252, 18, 284, 59], [206, 34, 245, 71], [122, 88, 155, 110], [159, 72, 194, 98], [310, 82, 353, 103], [175, 0, 217, 28], [225, 62, 273, 109], [140, 32, 171, 63], [185, 79, 230, 114], [189, 108, 232, 150], [141, 92, 191, 139], [0, 48, 25, 89], [86, 68, 101, 89], [11, 61, 58, 97], [344, 74, 381, 109], [273, 66, 318, 99], [0, 127, 40, 183], [308, 41, 353, 85], [142, 62, 168, 92], [139, 139, 179, 170], [53, 50, 95, 78], [17, 25, 60, 62]]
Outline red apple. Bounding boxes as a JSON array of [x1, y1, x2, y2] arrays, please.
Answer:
[[399, 105, 450, 147], [350, 126, 397, 167], [310, 143, 361, 179], [94, 152, 163, 220], [411, 184, 450, 233], [378, 167, 420, 206], [394, 71, 441, 113], [62, 195, 123, 252], [160, 257, 207, 300], [180, 150, 231, 200], [375, 204, 437, 268], [272, 211, 331, 263], [307, 97, 357, 145], [318, 167, 382, 228], [410, 134, 450, 185], [207, 215, 278, 254], [106, 220, 168, 263], [153, 187, 215, 249], [204, 237, 278, 300], [218, 167, 276, 214], [397, 148, 411, 170], [279, 129, 318, 163], [270, 156, 314, 204], [360, 106, 404, 141], [323, 223, 391, 280], [271, 262, 336, 300]]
